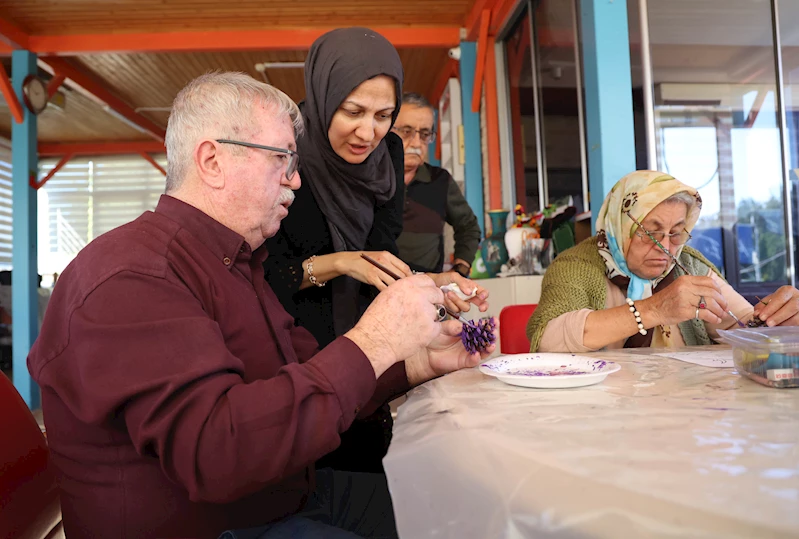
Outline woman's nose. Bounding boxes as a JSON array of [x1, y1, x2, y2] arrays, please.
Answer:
[[355, 119, 375, 142]]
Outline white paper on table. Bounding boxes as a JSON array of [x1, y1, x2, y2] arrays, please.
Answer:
[[652, 349, 734, 368]]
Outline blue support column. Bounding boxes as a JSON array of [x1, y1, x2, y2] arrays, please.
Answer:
[[428, 109, 441, 167], [11, 50, 39, 409], [581, 0, 637, 230], [459, 41, 485, 235]]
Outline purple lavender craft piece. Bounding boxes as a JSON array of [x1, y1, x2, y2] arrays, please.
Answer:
[[461, 317, 497, 354]]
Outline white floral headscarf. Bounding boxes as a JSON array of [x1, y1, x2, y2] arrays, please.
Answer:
[[595, 170, 702, 301]]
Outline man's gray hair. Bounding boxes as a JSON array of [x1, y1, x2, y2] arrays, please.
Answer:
[[165, 71, 303, 192], [663, 191, 696, 209], [402, 92, 435, 112]]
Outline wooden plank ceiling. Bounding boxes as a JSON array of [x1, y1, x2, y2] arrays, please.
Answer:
[[0, 0, 471, 145], [2, 0, 473, 34]]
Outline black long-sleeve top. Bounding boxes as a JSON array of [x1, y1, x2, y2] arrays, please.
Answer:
[[263, 132, 406, 472]]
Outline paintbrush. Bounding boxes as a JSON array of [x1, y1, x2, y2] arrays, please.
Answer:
[[359, 253, 469, 323], [625, 211, 746, 328]]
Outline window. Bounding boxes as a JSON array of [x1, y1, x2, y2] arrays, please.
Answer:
[[0, 147, 12, 270], [630, 0, 791, 293], [38, 154, 167, 281], [502, 0, 587, 215]]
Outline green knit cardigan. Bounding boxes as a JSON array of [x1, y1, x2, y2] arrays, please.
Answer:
[[525, 237, 723, 352]]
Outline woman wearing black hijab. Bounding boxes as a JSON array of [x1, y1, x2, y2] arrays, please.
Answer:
[[264, 27, 487, 474]]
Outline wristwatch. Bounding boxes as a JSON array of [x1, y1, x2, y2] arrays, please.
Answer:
[[452, 262, 471, 278]]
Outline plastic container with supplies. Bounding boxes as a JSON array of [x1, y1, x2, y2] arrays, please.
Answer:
[[717, 327, 799, 388]]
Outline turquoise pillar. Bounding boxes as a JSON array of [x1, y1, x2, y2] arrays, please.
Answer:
[[11, 50, 39, 409], [428, 109, 440, 167], [459, 41, 485, 235], [581, 0, 636, 230], [427, 144, 440, 167]]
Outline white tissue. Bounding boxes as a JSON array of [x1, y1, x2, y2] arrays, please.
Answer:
[[441, 282, 477, 301]]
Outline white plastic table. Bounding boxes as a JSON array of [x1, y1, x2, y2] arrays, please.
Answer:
[[384, 347, 799, 538]]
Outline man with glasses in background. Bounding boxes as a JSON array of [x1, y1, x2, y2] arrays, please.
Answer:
[[393, 93, 481, 278], [27, 73, 496, 539]]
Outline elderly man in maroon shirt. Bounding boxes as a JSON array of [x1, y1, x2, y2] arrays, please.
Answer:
[[27, 72, 495, 539]]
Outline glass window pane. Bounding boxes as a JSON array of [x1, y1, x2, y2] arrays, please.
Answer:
[[647, 0, 788, 289], [536, 0, 586, 212], [778, 0, 799, 282], [504, 6, 540, 214]]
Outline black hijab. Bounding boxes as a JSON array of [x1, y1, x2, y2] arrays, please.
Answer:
[[298, 27, 404, 336], [299, 27, 404, 252]]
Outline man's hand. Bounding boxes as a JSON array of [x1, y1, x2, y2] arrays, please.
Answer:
[[345, 274, 445, 378], [405, 320, 498, 386], [753, 286, 799, 326]]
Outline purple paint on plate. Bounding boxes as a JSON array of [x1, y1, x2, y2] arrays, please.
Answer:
[[480, 357, 615, 377]]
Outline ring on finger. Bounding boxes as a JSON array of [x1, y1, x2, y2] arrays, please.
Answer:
[[695, 307, 700, 320], [698, 296, 707, 309]]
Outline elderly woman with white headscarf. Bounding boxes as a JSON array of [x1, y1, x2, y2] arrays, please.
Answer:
[[527, 170, 799, 353]]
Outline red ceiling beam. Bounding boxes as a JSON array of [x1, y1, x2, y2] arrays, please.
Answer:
[[31, 153, 73, 189], [38, 56, 166, 142], [139, 152, 167, 176], [0, 16, 29, 50], [471, 10, 491, 113], [489, 0, 520, 35], [46, 73, 65, 99], [484, 38, 502, 210], [464, 0, 497, 42], [429, 59, 460, 108], [38, 141, 165, 157], [0, 64, 24, 123], [26, 27, 460, 55]]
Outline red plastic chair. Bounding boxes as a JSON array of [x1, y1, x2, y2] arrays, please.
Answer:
[[0, 373, 63, 539], [499, 304, 537, 354]]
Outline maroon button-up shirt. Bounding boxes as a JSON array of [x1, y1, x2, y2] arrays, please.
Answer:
[[28, 195, 409, 539]]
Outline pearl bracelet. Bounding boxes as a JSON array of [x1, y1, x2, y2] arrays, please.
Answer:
[[306, 255, 326, 287], [625, 297, 647, 336]]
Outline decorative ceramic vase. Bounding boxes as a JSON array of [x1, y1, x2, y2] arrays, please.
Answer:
[[480, 209, 510, 277], [504, 227, 527, 263], [504, 228, 552, 275]]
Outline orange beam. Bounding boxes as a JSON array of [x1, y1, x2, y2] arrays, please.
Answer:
[[489, 0, 520, 35], [39, 141, 165, 157], [507, 36, 528, 206], [0, 64, 24, 124], [27, 27, 461, 55], [484, 38, 502, 210], [429, 59, 459, 108], [139, 152, 167, 176], [464, 0, 496, 41], [508, 85, 525, 206], [47, 73, 65, 99], [31, 153, 73, 190], [0, 16, 29, 50], [471, 11, 491, 114], [508, 14, 532, 86], [39, 57, 166, 141]]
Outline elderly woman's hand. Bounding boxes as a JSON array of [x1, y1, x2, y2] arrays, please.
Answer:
[[752, 286, 799, 326], [639, 275, 727, 327]]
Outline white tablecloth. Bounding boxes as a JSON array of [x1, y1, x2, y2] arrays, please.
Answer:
[[384, 347, 799, 538]]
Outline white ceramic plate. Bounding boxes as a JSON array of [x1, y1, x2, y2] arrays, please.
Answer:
[[479, 353, 621, 389]]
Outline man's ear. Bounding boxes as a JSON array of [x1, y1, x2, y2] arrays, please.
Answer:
[[195, 140, 225, 189]]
